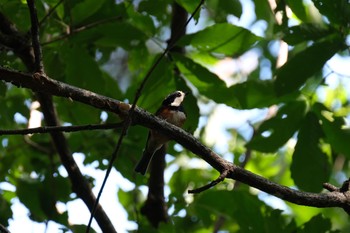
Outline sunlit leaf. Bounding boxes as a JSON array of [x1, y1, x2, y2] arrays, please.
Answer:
[[313, 103, 350, 158], [174, 54, 284, 109], [286, 0, 307, 21], [274, 38, 344, 96], [177, 23, 261, 56]]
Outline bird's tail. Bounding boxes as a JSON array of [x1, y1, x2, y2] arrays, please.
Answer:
[[135, 149, 154, 175]]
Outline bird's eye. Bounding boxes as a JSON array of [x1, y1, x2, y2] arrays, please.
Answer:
[[176, 92, 181, 97]]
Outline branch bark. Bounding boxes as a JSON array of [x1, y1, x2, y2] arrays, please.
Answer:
[[1, 67, 350, 213]]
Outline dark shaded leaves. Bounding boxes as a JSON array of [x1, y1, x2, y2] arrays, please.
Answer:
[[291, 112, 330, 192]]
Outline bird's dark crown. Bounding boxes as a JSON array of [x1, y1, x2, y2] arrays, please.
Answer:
[[162, 91, 186, 107]]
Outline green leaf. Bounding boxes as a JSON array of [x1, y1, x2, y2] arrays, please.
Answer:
[[274, 38, 344, 96], [60, 44, 105, 93], [313, 103, 350, 158], [0, 194, 12, 227], [95, 22, 147, 50], [127, 7, 156, 35], [16, 178, 46, 222], [217, 0, 242, 18], [190, 190, 266, 231], [285, 0, 307, 22], [253, 0, 274, 22], [299, 214, 332, 233], [282, 24, 335, 45], [175, 0, 201, 21], [0, 81, 6, 97], [138, 0, 170, 21], [206, 0, 243, 22], [291, 112, 331, 192], [71, 0, 106, 25], [177, 23, 261, 56], [227, 79, 285, 109], [174, 54, 284, 109], [247, 99, 308, 152], [312, 0, 350, 26]]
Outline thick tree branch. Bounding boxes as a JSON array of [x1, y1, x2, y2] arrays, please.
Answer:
[[2, 69, 350, 213]]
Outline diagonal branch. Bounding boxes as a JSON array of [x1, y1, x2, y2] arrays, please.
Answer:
[[2, 68, 350, 213]]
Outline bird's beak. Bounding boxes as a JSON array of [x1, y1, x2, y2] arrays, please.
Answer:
[[184, 91, 189, 96]]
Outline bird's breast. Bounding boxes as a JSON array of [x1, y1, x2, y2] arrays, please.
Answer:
[[161, 109, 186, 127]]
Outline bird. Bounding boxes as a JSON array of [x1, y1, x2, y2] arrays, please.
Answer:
[[135, 90, 188, 175]]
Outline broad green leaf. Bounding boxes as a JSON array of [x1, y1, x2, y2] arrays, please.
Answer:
[[247, 99, 308, 152], [16, 178, 46, 222], [95, 22, 147, 50], [282, 24, 335, 45], [173, 53, 226, 87], [291, 112, 330, 192], [218, 0, 242, 18], [71, 0, 106, 25], [226, 79, 286, 109], [60, 44, 105, 93], [138, 0, 170, 21], [70, 225, 97, 233], [298, 214, 332, 233], [313, 103, 350, 158], [175, 0, 201, 21], [0, 195, 12, 227], [286, 0, 307, 22], [118, 188, 143, 216], [206, 0, 242, 22], [312, 0, 350, 26], [127, 7, 156, 35], [274, 38, 344, 96], [177, 23, 261, 56], [174, 54, 284, 109], [0, 81, 6, 97], [253, 0, 274, 22], [190, 190, 265, 231]]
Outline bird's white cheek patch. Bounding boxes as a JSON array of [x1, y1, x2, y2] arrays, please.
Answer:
[[171, 94, 185, 107]]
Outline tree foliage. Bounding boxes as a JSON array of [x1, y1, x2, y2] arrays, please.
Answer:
[[1, 0, 350, 232]]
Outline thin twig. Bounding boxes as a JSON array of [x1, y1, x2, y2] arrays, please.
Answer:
[[0, 122, 124, 135], [39, 0, 65, 26], [42, 15, 123, 46], [188, 169, 230, 194], [85, 1, 205, 232], [0, 224, 11, 233]]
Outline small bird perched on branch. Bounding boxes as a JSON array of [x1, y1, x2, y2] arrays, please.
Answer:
[[135, 91, 188, 175]]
